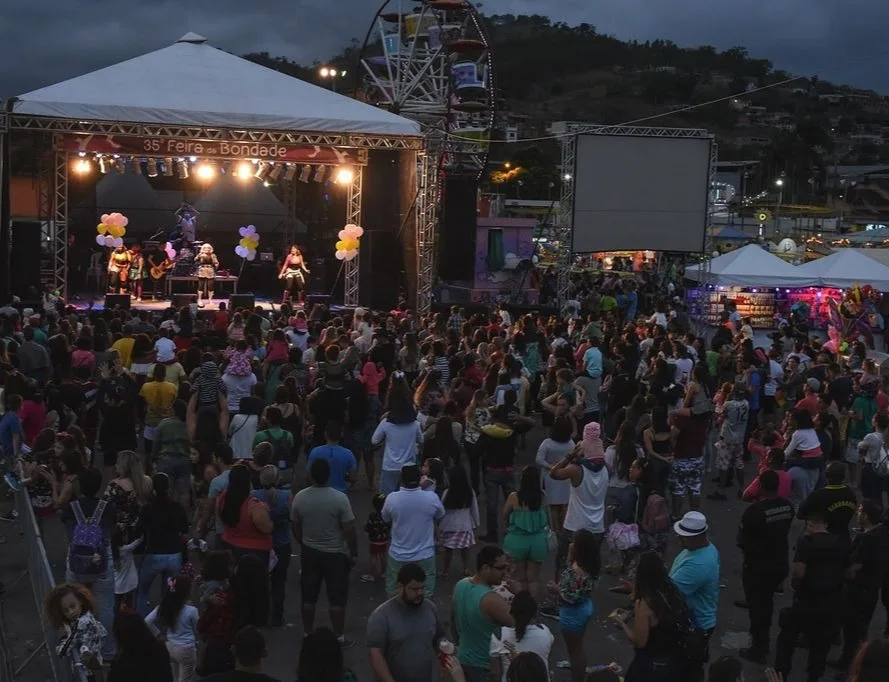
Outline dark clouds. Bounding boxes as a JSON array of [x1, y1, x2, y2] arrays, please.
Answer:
[[1, 0, 887, 98]]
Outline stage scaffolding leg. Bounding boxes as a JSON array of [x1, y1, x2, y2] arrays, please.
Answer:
[[344, 166, 363, 307], [52, 151, 69, 301], [556, 134, 577, 307], [0, 114, 9, 304], [416, 151, 438, 315]]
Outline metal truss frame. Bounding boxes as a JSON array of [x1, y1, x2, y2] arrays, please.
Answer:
[[5, 114, 421, 305], [416, 150, 439, 313], [51, 151, 68, 299], [8, 116, 424, 150], [557, 125, 715, 306], [344, 167, 364, 306]]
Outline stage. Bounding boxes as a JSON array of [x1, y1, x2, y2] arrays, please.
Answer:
[[66, 292, 357, 315]]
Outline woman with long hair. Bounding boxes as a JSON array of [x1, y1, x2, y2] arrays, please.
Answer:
[[490, 591, 554, 682], [107, 610, 173, 682], [217, 465, 273, 565], [535, 415, 574, 531], [296, 627, 356, 682], [250, 465, 293, 627], [548, 529, 599, 682], [135, 472, 189, 616], [463, 388, 490, 494], [145, 575, 198, 682], [397, 332, 421, 385], [612, 551, 693, 682], [440, 465, 479, 577], [278, 245, 309, 305], [643, 406, 676, 496], [424, 415, 461, 467], [503, 466, 550, 600]]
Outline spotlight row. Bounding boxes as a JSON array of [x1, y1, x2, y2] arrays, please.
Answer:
[[71, 154, 355, 186]]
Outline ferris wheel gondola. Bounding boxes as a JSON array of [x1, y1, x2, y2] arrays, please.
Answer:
[[358, 0, 496, 177]]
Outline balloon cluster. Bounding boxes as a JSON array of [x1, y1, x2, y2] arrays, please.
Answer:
[[235, 225, 261, 261], [335, 223, 364, 261], [840, 283, 878, 318], [164, 241, 177, 261], [95, 212, 129, 248]]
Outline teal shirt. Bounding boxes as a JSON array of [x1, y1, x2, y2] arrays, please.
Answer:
[[454, 578, 494, 670], [670, 543, 720, 630]]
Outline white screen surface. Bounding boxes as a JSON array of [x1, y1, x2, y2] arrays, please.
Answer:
[[571, 133, 712, 253]]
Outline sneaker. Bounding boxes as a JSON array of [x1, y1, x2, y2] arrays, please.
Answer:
[[337, 636, 355, 649], [0, 510, 16, 522], [3, 474, 21, 493]]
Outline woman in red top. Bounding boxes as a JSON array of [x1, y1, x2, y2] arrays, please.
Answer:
[[217, 465, 273, 565], [19, 381, 48, 446]]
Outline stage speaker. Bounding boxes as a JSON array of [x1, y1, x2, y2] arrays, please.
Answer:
[[307, 256, 328, 294], [365, 231, 402, 310], [438, 175, 478, 281], [105, 294, 131, 310], [172, 293, 197, 308], [10, 221, 42, 299], [230, 293, 256, 310]]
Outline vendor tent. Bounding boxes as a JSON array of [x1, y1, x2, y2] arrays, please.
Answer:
[[11, 33, 420, 137], [794, 249, 889, 290], [708, 226, 753, 241], [684, 243, 816, 287], [844, 227, 889, 244]]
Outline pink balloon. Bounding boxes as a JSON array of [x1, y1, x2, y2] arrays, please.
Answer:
[[100, 213, 110, 223], [338, 230, 349, 240], [351, 225, 364, 238]]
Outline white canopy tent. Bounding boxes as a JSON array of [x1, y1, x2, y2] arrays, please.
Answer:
[[684, 244, 817, 287], [11, 33, 421, 137], [795, 249, 889, 290]]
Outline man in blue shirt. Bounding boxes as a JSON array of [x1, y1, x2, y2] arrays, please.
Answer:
[[582, 337, 603, 379], [307, 421, 356, 493], [670, 511, 720, 682]]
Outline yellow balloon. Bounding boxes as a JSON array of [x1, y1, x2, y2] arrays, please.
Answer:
[[345, 238, 360, 251], [239, 237, 250, 248], [335, 240, 346, 251], [97, 223, 108, 235], [112, 225, 124, 238]]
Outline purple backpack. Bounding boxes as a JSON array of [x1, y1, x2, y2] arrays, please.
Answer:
[[68, 500, 108, 575]]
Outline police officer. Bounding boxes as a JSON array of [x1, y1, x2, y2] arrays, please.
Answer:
[[737, 470, 795, 664]]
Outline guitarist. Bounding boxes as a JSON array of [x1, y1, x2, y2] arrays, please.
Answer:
[[147, 243, 172, 301]]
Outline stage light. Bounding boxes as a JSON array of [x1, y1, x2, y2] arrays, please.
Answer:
[[334, 167, 354, 185], [254, 163, 271, 181], [299, 165, 312, 183], [320, 67, 330, 78], [284, 164, 297, 182], [189, 156, 198, 163], [163, 158, 174, 177], [269, 163, 283, 181], [177, 159, 190, 179], [196, 163, 216, 180], [563, 173, 572, 181], [98, 157, 108, 174], [235, 162, 253, 180], [146, 157, 158, 178], [313, 165, 327, 183], [72, 158, 91, 175]]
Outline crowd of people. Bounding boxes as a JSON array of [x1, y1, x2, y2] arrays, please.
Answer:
[[1, 291, 889, 682]]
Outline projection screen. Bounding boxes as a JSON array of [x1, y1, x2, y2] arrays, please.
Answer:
[[571, 133, 713, 253]]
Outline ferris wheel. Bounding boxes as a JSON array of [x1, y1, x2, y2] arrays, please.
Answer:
[[358, 0, 496, 177]]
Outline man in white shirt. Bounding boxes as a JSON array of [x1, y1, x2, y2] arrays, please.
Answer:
[[382, 465, 444, 597], [372, 417, 424, 494]]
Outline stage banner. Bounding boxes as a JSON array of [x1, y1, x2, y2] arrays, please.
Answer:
[[56, 134, 368, 165]]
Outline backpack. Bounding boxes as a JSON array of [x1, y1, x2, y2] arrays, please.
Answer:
[[68, 500, 108, 575], [267, 430, 293, 470], [641, 493, 670, 534]]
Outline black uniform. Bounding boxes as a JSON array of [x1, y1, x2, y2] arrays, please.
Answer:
[[737, 496, 795, 654], [798, 484, 858, 541], [841, 524, 889, 665], [774, 531, 849, 681]]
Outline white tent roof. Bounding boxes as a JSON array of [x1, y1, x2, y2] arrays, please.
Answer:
[[684, 244, 817, 287], [12, 33, 421, 137], [795, 249, 889, 290]]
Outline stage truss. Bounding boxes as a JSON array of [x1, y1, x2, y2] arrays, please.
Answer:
[[557, 125, 718, 306], [2, 115, 427, 305]]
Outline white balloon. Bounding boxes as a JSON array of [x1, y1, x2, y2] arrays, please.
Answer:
[[104, 235, 115, 247], [246, 250, 257, 261], [350, 225, 364, 238], [338, 230, 349, 240], [119, 216, 129, 227], [345, 249, 359, 260], [335, 250, 346, 260]]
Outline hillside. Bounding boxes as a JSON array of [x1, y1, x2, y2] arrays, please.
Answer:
[[245, 14, 889, 202]]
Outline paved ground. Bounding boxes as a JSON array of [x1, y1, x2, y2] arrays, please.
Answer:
[[7, 422, 888, 682]]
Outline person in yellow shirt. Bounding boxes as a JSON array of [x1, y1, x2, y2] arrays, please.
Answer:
[[140, 363, 177, 451], [111, 324, 136, 369]]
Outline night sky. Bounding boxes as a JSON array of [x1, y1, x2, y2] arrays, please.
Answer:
[[1, 0, 887, 98]]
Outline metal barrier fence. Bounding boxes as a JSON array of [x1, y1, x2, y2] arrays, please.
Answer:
[[14, 489, 75, 682]]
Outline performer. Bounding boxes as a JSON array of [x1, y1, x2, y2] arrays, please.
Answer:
[[128, 245, 146, 302], [194, 243, 219, 308], [107, 244, 131, 295], [147, 243, 172, 301], [278, 245, 310, 305]]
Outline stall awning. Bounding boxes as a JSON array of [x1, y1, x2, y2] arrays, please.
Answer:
[[684, 244, 817, 287], [794, 249, 889, 290]]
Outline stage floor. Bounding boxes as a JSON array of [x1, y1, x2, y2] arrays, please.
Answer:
[[70, 294, 292, 313]]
